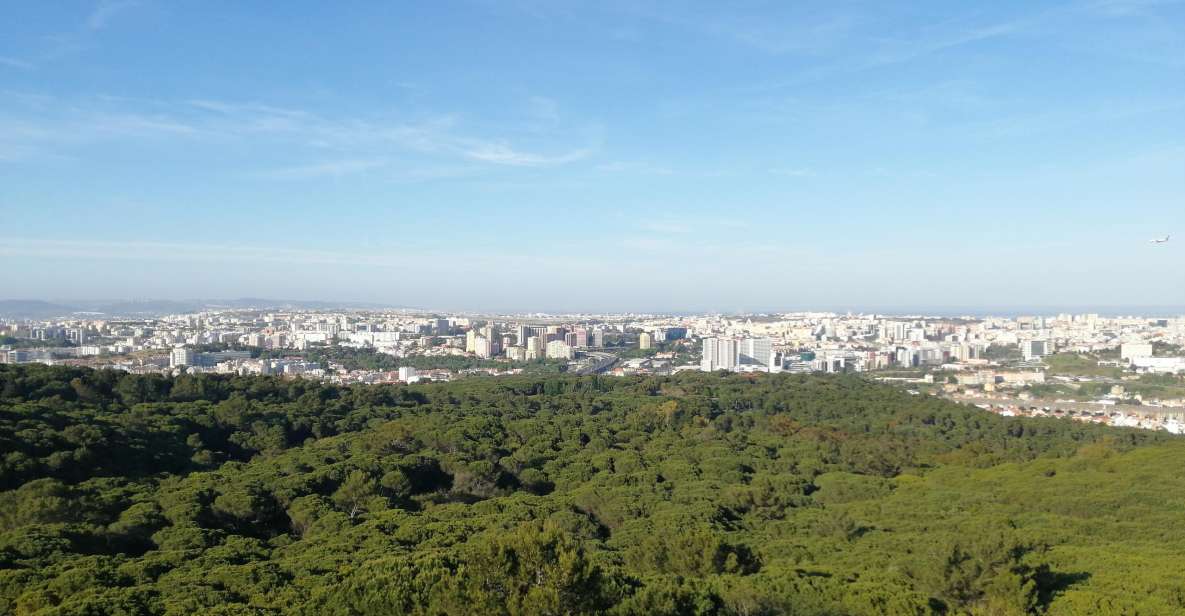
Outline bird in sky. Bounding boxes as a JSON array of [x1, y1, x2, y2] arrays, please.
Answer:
[[1149, 235, 1171, 244]]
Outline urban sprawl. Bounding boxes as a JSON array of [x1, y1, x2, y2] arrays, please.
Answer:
[[4, 309, 1184, 435]]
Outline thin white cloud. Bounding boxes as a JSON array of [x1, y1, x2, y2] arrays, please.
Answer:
[[0, 94, 599, 169], [87, 0, 141, 30], [0, 109, 207, 162], [741, 10, 1053, 94], [89, 112, 201, 137], [461, 142, 590, 167], [0, 56, 35, 70], [186, 99, 311, 121], [185, 99, 596, 167], [866, 18, 1033, 69]]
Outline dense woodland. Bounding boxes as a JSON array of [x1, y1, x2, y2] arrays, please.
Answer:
[[1, 364, 1183, 615]]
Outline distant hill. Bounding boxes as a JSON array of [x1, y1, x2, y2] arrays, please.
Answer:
[[87, 300, 209, 316], [0, 299, 78, 319]]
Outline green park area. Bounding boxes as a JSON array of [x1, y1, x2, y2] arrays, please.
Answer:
[[2, 365, 1184, 615]]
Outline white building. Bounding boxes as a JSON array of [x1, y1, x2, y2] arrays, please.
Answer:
[[701, 338, 719, 371], [1121, 343, 1153, 362], [473, 335, 493, 359], [526, 336, 543, 360], [545, 340, 573, 360], [739, 338, 772, 366], [701, 337, 753, 371], [1131, 356, 1185, 374], [170, 347, 195, 367], [880, 321, 909, 342]]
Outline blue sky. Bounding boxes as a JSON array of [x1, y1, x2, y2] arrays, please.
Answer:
[[1, 0, 1183, 313]]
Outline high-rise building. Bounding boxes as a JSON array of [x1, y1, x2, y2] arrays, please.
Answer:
[[880, 321, 909, 342], [66, 328, 88, 345], [546, 340, 573, 360], [526, 336, 543, 360], [516, 325, 549, 346], [474, 335, 493, 359], [639, 332, 653, 350], [702, 338, 719, 371], [702, 337, 742, 371], [591, 329, 604, 348], [170, 347, 196, 367], [717, 338, 738, 370], [739, 338, 772, 366]]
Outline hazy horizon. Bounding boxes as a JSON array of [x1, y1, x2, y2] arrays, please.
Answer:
[[3, 1, 1182, 308], [3, 296, 1185, 319]]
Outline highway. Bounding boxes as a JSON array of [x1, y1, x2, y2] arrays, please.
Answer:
[[573, 351, 618, 375]]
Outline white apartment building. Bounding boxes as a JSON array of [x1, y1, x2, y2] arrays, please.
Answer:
[[170, 347, 195, 367], [545, 340, 573, 360], [702, 337, 770, 371]]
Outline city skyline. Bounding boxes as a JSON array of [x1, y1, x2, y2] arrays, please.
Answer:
[[3, 1, 1183, 309]]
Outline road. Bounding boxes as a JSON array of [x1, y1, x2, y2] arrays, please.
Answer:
[[573, 351, 618, 375]]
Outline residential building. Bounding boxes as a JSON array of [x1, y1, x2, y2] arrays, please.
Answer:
[[546, 340, 573, 360]]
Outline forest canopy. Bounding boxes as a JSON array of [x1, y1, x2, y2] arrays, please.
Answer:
[[1, 364, 1182, 615]]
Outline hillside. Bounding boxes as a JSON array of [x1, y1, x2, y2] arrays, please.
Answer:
[[1, 365, 1183, 615]]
